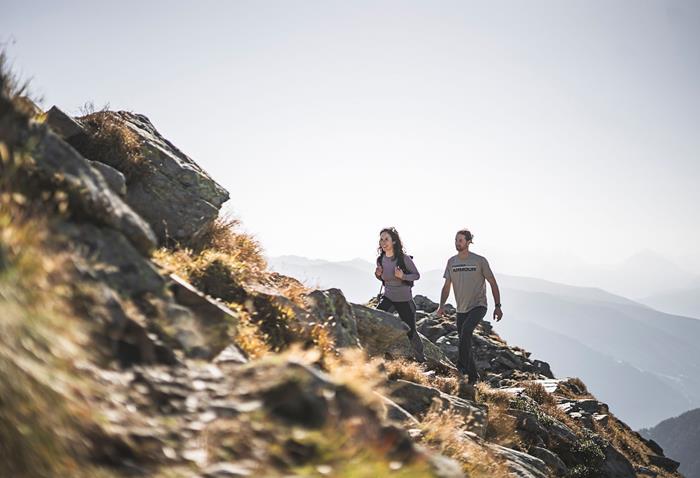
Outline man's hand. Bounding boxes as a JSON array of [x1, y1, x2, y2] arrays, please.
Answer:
[[375, 265, 383, 278], [436, 306, 445, 317], [394, 266, 404, 280], [493, 306, 503, 322]]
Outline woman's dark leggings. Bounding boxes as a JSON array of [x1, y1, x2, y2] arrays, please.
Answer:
[[377, 297, 425, 359], [456, 306, 487, 380]]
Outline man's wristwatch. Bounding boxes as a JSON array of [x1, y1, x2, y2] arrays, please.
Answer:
[[495, 303, 502, 308]]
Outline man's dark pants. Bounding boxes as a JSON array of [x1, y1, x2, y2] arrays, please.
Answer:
[[456, 306, 487, 381]]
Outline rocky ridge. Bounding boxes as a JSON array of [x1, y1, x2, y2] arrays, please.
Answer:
[[0, 78, 685, 478]]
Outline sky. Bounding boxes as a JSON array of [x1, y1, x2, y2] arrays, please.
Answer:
[[3, 0, 699, 281]]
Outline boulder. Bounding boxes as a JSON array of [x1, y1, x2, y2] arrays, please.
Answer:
[[646, 454, 680, 473], [352, 304, 455, 368], [389, 379, 487, 436], [70, 111, 229, 244], [600, 444, 637, 477], [528, 446, 568, 477], [45, 105, 87, 140], [32, 125, 157, 254], [59, 222, 163, 296], [416, 317, 450, 342], [487, 444, 549, 478], [305, 288, 360, 348], [90, 160, 126, 197], [414, 294, 439, 312], [166, 274, 242, 360]]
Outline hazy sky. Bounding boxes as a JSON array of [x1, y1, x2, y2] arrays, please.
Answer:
[[3, 0, 699, 279]]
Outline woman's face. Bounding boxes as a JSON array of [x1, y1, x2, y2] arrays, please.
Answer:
[[379, 232, 395, 255]]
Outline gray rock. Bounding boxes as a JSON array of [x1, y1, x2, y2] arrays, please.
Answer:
[[76, 111, 229, 244], [389, 379, 487, 436], [45, 105, 87, 140], [203, 462, 253, 477], [90, 160, 126, 197], [601, 444, 637, 477], [529, 446, 568, 477], [417, 317, 449, 342], [32, 125, 157, 254], [635, 465, 658, 476], [435, 334, 459, 363], [531, 359, 554, 379], [413, 294, 439, 312], [213, 345, 248, 365], [352, 304, 455, 369], [646, 454, 680, 473], [59, 222, 163, 296], [377, 393, 419, 425], [305, 288, 360, 348], [574, 399, 600, 414], [352, 304, 411, 356], [417, 447, 466, 478], [487, 444, 549, 478], [167, 274, 243, 360], [508, 408, 548, 441]]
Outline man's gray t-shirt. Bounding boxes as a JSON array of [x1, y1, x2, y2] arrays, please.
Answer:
[[443, 252, 494, 313]]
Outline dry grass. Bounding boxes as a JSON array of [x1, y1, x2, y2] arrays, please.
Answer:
[[204, 410, 436, 478], [0, 51, 41, 118], [419, 404, 510, 477], [475, 382, 512, 408], [225, 302, 271, 359], [484, 405, 521, 448], [384, 358, 432, 386], [591, 414, 671, 476], [72, 107, 150, 182], [523, 381, 556, 406], [154, 216, 268, 296], [382, 358, 461, 396], [473, 383, 524, 448], [556, 377, 592, 399], [0, 196, 109, 477], [154, 214, 323, 359], [325, 349, 388, 412], [189, 215, 264, 262]]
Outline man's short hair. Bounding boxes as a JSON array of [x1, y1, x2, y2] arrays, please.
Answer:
[[456, 229, 473, 242]]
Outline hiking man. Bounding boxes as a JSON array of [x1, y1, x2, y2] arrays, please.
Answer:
[[436, 229, 502, 384]]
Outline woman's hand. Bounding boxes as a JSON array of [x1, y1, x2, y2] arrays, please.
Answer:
[[375, 265, 383, 278], [394, 266, 404, 280]]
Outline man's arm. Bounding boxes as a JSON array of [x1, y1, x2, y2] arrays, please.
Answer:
[[486, 275, 503, 321], [436, 277, 451, 316]]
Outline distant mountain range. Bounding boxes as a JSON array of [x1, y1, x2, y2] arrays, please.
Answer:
[[269, 254, 700, 429], [640, 408, 700, 478]]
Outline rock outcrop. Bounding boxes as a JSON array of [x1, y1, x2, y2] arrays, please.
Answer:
[[47, 106, 230, 244]]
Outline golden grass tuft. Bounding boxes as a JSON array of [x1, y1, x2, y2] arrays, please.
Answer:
[[475, 382, 512, 407], [556, 377, 592, 399], [154, 214, 319, 358], [384, 358, 431, 386], [325, 349, 388, 411], [381, 358, 461, 396], [72, 107, 149, 182], [419, 404, 510, 477], [1, 51, 42, 119], [523, 381, 556, 406]]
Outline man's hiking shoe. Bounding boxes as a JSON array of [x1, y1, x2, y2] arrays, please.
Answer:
[[467, 373, 481, 385]]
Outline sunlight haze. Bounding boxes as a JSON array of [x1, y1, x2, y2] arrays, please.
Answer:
[[3, 0, 699, 284]]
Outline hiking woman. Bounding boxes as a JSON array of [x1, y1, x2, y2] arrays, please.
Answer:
[[374, 227, 426, 362]]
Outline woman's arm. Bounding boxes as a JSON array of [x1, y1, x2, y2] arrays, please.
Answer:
[[400, 255, 420, 281]]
